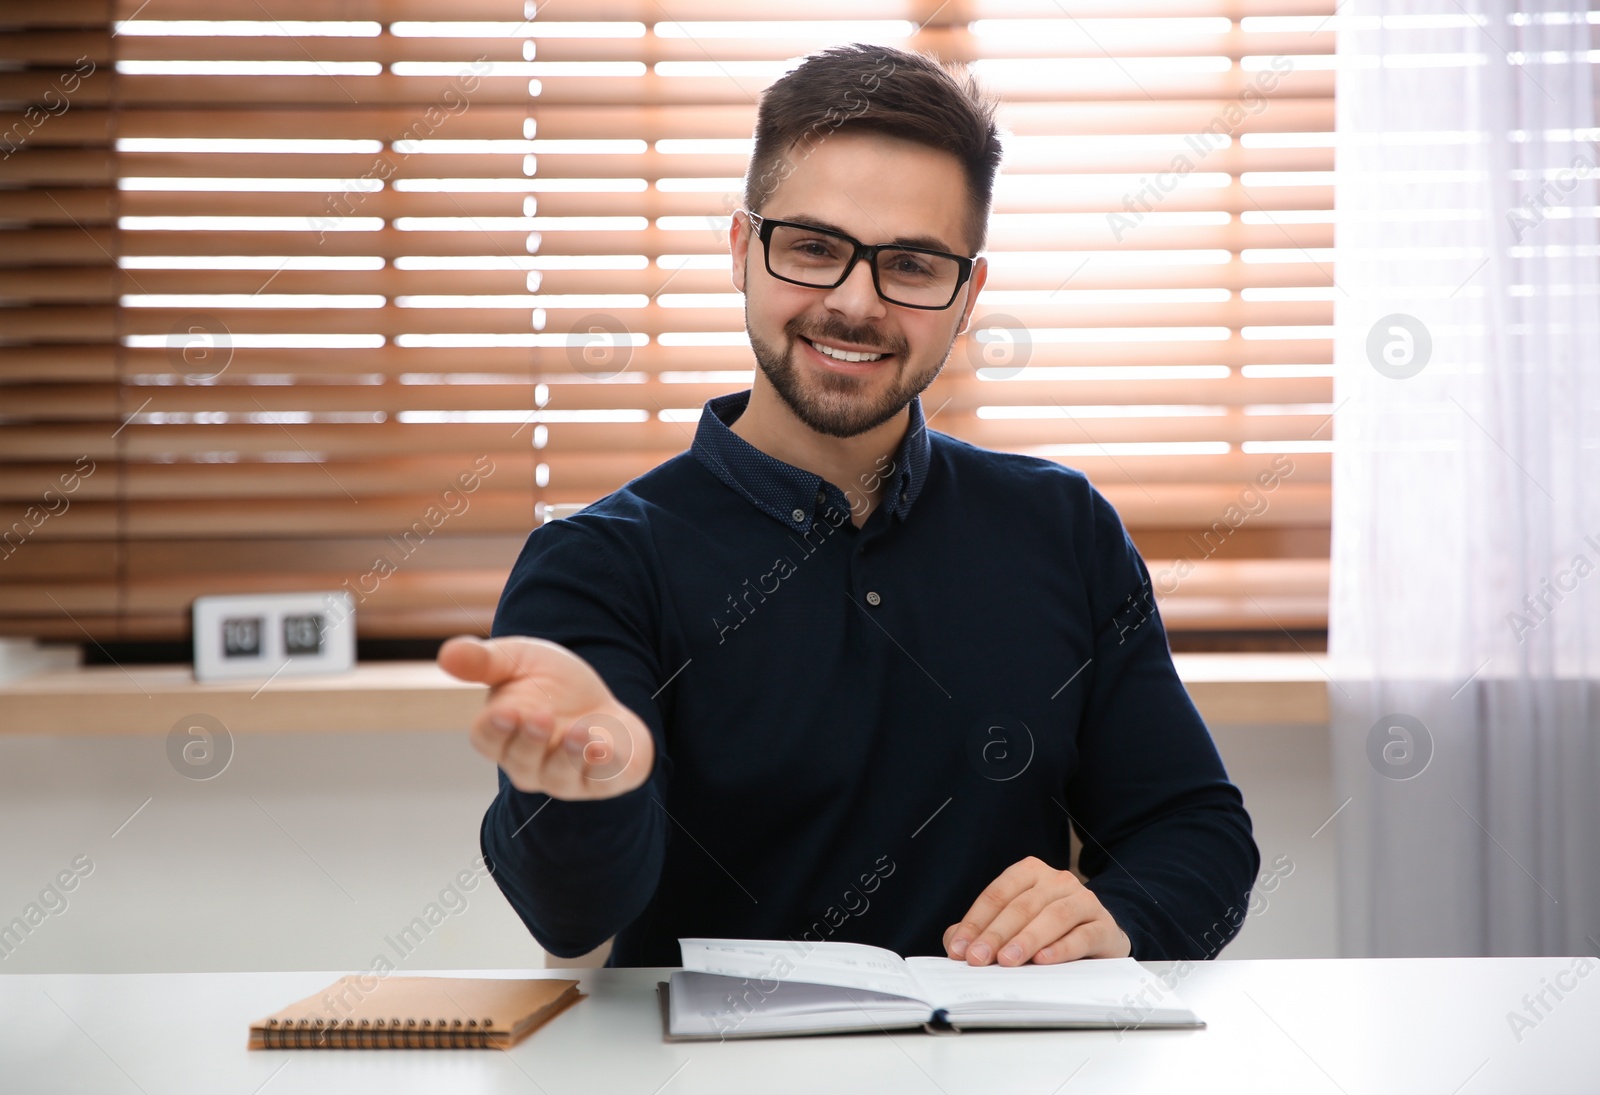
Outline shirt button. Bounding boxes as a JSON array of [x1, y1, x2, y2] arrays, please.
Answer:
[[815, 490, 826, 505], [791, 508, 806, 523], [866, 591, 882, 606]]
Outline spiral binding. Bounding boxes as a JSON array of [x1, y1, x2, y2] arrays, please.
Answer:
[[259, 1015, 497, 1049]]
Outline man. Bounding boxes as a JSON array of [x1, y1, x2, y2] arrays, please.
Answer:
[[439, 44, 1258, 968]]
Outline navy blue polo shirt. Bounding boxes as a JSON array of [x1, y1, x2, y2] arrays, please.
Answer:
[[483, 389, 1258, 966]]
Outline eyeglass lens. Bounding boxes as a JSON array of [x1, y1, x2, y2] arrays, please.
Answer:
[[765, 223, 961, 307]]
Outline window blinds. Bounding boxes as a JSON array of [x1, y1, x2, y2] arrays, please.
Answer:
[[0, 0, 1333, 646]]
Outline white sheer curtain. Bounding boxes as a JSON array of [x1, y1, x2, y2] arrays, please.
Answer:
[[1331, 1, 1600, 957]]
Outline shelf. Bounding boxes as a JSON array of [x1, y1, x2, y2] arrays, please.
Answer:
[[0, 653, 1330, 735]]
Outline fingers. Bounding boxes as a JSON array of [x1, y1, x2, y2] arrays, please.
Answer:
[[447, 634, 587, 779], [447, 634, 655, 799], [943, 857, 1053, 964], [469, 706, 609, 796], [1032, 920, 1131, 965], [438, 633, 524, 685], [445, 634, 567, 688], [999, 895, 1121, 964], [970, 889, 1090, 966], [556, 712, 639, 785], [468, 704, 558, 781], [943, 857, 1127, 967], [468, 697, 653, 800]]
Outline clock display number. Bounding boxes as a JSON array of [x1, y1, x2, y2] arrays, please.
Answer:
[[221, 616, 262, 658], [283, 614, 325, 656]]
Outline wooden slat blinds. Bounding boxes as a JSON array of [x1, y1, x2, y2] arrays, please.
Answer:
[[0, 0, 1334, 646]]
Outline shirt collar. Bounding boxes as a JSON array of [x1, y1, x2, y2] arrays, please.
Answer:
[[692, 390, 931, 532]]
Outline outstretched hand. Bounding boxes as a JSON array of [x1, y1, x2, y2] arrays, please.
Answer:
[[438, 635, 655, 800]]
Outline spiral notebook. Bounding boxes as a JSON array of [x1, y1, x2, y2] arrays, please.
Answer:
[[249, 975, 581, 1049]]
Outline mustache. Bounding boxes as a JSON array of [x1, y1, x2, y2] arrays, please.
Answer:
[[785, 315, 908, 358]]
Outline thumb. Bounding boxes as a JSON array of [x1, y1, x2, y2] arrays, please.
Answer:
[[438, 635, 550, 687]]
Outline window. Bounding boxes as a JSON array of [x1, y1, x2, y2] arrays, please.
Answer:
[[0, 3, 1333, 648]]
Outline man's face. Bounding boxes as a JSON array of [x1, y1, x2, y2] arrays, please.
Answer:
[[731, 129, 988, 439]]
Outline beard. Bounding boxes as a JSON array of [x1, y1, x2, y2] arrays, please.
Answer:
[[748, 309, 949, 439]]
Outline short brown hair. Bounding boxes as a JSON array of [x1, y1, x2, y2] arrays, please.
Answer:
[[743, 44, 1002, 253]]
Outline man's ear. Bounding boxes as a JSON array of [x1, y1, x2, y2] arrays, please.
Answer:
[[730, 210, 751, 294], [955, 255, 988, 335]]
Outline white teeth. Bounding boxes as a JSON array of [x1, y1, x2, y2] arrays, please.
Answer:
[[808, 338, 885, 364]]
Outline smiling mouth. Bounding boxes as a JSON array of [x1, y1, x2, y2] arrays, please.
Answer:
[[802, 337, 890, 364]]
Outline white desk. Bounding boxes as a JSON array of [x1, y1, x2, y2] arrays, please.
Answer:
[[3, 958, 1591, 1094]]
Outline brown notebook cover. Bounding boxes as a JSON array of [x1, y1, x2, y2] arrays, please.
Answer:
[[249, 975, 581, 1049]]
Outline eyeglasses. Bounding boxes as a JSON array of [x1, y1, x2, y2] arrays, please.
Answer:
[[743, 211, 975, 311]]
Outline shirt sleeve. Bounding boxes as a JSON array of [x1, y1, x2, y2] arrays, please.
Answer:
[[479, 512, 673, 959], [1069, 485, 1261, 961]]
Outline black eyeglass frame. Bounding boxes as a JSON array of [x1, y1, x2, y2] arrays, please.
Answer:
[[743, 210, 976, 311]]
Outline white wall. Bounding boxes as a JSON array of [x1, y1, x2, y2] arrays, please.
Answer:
[[1209, 721, 1338, 959], [0, 719, 1334, 973]]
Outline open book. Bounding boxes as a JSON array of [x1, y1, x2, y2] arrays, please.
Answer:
[[662, 938, 1200, 1040]]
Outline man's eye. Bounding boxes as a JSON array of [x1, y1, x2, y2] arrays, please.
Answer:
[[887, 255, 934, 277], [791, 239, 840, 258]]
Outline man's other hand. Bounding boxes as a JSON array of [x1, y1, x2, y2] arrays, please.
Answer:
[[438, 635, 655, 800], [942, 856, 1131, 965]]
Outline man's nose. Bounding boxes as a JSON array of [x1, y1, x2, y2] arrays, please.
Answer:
[[821, 257, 888, 323]]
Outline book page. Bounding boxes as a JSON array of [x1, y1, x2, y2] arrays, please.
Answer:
[[667, 973, 931, 1038], [905, 956, 1192, 1022], [678, 938, 928, 1002]]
